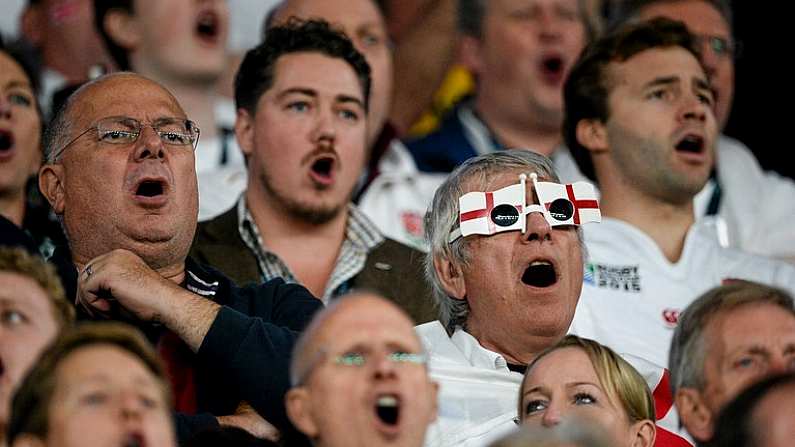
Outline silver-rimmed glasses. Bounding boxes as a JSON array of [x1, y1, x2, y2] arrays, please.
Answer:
[[51, 116, 200, 161]]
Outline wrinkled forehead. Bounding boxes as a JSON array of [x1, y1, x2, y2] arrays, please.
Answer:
[[68, 75, 186, 129], [274, 0, 385, 29], [460, 169, 553, 198]]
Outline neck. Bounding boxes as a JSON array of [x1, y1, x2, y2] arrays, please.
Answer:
[[475, 97, 562, 156], [244, 188, 348, 298], [0, 189, 26, 227], [466, 320, 561, 366], [599, 179, 695, 263]]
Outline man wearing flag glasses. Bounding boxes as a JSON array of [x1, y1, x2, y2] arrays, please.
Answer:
[[416, 150, 599, 446]]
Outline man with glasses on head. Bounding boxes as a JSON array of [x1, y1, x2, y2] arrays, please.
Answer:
[[285, 291, 439, 447], [609, 0, 795, 262], [38, 72, 322, 443]]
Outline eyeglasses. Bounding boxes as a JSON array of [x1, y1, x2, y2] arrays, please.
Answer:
[[693, 33, 740, 59], [51, 116, 200, 160], [332, 351, 428, 368], [294, 348, 428, 385]]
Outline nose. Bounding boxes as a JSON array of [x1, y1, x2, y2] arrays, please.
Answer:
[[540, 403, 562, 428], [768, 355, 795, 376], [538, 10, 563, 42], [523, 211, 552, 243], [119, 392, 144, 421], [0, 96, 11, 118], [372, 353, 398, 380], [133, 125, 165, 161], [310, 108, 336, 146], [680, 93, 708, 124]]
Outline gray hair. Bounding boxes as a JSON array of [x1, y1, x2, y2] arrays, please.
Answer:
[[489, 417, 611, 447], [669, 280, 795, 397], [424, 150, 566, 331], [458, 0, 603, 42]]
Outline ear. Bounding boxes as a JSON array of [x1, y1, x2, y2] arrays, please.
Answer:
[[103, 8, 141, 51], [20, 6, 44, 46], [234, 108, 256, 158], [575, 119, 609, 153], [629, 419, 656, 447], [675, 388, 715, 442], [433, 256, 467, 300], [285, 387, 319, 439], [11, 434, 46, 447], [39, 164, 66, 215], [458, 35, 484, 74]]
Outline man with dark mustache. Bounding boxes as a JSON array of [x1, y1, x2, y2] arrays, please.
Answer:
[[37, 70, 322, 443], [190, 19, 437, 325]]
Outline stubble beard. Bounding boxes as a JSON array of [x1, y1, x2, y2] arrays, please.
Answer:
[[258, 170, 347, 225]]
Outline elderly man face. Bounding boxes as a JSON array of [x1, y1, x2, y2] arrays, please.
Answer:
[[39, 74, 199, 270], [678, 302, 795, 441], [438, 168, 584, 363], [286, 294, 438, 447]]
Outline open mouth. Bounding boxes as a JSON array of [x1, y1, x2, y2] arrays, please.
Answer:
[[135, 180, 166, 198], [539, 55, 565, 83], [521, 260, 558, 288], [0, 130, 14, 154], [123, 432, 145, 447], [309, 155, 336, 186], [675, 134, 705, 154], [375, 394, 400, 426], [195, 9, 220, 44]]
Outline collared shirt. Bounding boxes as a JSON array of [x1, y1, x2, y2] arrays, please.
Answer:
[[237, 197, 384, 302]]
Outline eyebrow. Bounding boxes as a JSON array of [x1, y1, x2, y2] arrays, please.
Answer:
[[4, 80, 33, 90], [643, 76, 679, 90], [277, 88, 365, 109]]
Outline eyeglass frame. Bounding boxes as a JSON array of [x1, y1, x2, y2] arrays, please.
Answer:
[[49, 115, 201, 161], [293, 346, 429, 386]]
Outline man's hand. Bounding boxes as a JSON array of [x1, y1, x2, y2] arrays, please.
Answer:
[[217, 402, 281, 442], [77, 248, 186, 323]]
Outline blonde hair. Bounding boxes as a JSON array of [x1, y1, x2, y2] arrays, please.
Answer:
[[0, 247, 74, 329], [519, 335, 655, 424]]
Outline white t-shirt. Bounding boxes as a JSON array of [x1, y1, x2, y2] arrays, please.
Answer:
[[570, 217, 795, 368]]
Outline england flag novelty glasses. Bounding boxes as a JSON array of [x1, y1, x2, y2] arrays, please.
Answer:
[[448, 173, 601, 243]]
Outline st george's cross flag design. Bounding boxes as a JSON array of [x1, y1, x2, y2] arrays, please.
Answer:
[[454, 173, 601, 241], [533, 177, 601, 226]]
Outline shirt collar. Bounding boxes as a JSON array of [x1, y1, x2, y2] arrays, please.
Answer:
[[450, 327, 511, 372]]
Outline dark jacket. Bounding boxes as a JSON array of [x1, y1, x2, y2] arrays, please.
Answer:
[[190, 206, 439, 325], [56, 248, 322, 443]]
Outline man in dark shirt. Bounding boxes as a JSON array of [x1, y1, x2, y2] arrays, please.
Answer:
[[37, 71, 322, 442]]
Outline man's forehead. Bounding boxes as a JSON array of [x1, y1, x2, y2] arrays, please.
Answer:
[[607, 47, 705, 87], [69, 75, 186, 125], [316, 297, 419, 347], [267, 53, 364, 99], [639, 0, 730, 35]]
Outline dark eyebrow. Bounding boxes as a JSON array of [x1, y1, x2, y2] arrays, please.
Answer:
[[276, 87, 318, 100], [336, 94, 365, 109], [694, 77, 712, 92], [643, 76, 679, 90], [4, 80, 33, 91]]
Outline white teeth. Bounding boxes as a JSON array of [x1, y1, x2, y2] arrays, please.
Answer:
[[530, 261, 552, 266], [377, 396, 398, 407]]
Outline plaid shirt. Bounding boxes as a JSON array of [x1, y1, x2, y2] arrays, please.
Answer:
[[237, 198, 384, 303]]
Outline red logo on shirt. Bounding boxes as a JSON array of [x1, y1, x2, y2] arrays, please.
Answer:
[[662, 308, 680, 328], [401, 211, 424, 238]]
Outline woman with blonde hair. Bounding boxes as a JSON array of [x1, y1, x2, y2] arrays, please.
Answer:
[[517, 335, 656, 447]]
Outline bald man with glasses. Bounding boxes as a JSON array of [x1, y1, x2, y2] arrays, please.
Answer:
[[38, 72, 322, 443]]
